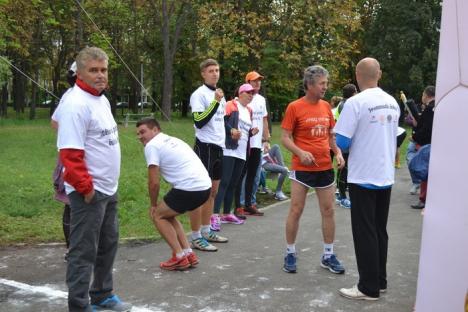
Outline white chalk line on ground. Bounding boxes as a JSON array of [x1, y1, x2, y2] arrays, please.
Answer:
[[0, 278, 161, 312]]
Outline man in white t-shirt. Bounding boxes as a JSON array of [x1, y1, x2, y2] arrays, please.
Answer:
[[188, 59, 229, 252], [136, 117, 212, 271], [56, 47, 131, 312], [334, 57, 400, 301], [235, 71, 274, 217]]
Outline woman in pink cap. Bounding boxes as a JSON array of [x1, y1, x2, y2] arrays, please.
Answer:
[[211, 84, 259, 228]]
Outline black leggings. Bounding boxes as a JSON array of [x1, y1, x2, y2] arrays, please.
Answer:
[[214, 156, 245, 214], [63, 204, 70, 248], [235, 148, 261, 208], [337, 153, 349, 198]]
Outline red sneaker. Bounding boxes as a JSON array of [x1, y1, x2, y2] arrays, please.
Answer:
[[160, 256, 191, 271], [186, 252, 199, 267]]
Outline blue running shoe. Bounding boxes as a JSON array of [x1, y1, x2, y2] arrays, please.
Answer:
[[340, 198, 351, 209], [92, 294, 132, 311], [283, 253, 297, 273], [320, 254, 345, 274]]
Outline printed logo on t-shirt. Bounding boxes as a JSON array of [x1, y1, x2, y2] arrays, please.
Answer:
[[305, 117, 330, 137], [100, 125, 119, 146]]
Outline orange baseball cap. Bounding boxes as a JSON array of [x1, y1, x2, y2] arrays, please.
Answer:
[[245, 71, 264, 82]]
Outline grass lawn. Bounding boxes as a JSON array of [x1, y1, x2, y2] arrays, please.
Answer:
[[0, 109, 291, 245], [0, 108, 410, 246]]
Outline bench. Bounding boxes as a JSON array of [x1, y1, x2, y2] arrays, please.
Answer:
[[123, 113, 154, 127]]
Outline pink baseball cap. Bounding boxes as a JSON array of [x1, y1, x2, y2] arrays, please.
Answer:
[[238, 83, 255, 94]]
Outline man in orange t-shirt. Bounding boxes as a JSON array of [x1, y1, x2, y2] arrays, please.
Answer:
[[281, 65, 345, 275]]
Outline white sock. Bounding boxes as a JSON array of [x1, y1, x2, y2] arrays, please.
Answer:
[[183, 248, 193, 255], [323, 243, 334, 258], [176, 251, 185, 259], [286, 244, 296, 254], [201, 225, 211, 234], [191, 231, 202, 240]]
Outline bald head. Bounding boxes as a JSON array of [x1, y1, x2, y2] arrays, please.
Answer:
[[356, 57, 381, 90]]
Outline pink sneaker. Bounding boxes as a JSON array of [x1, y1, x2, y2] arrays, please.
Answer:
[[220, 213, 245, 225], [210, 214, 221, 231]]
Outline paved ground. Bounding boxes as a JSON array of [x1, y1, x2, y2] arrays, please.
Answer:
[[0, 169, 422, 312]]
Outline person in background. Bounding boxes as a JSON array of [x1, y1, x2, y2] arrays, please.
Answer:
[[334, 83, 357, 209], [235, 71, 271, 217], [136, 117, 211, 271], [56, 47, 131, 312], [51, 61, 77, 261], [281, 65, 345, 275], [335, 57, 400, 301], [189, 58, 229, 251], [212, 84, 259, 228]]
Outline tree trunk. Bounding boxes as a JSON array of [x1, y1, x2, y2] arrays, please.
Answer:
[[0, 84, 7, 117], [161, 56, 173, 121], [29, 72, 37, 120], [12, 62, 26, 116]]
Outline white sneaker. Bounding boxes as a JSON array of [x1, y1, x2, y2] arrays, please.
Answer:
[[410, 184, 420, 195], [339, 285, 379, 301], [274, 191, 289, 201]]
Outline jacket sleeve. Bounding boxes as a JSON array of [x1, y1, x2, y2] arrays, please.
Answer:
[[192, 100, 220, 129], [59, 148, 94, 195]]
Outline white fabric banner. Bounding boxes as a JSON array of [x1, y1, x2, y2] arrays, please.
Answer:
[[415, 0, 468, 311]]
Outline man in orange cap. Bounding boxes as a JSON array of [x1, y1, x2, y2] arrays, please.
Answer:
[[235, 71, 273, 217]]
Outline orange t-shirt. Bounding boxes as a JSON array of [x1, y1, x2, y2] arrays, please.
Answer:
[[281, 97, 335, 171]]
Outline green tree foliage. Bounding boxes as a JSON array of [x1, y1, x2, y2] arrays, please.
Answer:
[[362, 0, 441, 98], [0, 0, 442, 120]]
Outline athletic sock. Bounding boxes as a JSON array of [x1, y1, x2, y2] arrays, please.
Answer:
[[286, 244, 296, 254], [176, 251, 185, 259], [183, 248, 193, 255], [201, 225, 211, 235], [323, 243, 334, 259], [191, 231, 202, 240]]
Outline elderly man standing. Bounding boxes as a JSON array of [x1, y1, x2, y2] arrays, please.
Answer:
[[281, 65, 345, 274], [335, 58, 400, 301], [57, 47, 131, 311]]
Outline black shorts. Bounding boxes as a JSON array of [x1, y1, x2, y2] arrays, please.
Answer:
[[290, 169, 335, 189], [164, 188, 211, 214], [194, 138, 223, 180]]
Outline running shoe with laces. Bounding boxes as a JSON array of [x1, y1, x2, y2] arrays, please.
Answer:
[[283, 253, 297, 273], [202, 230, 228, 243], [340, 198, 351, 209], [210, 214, 221, 231], [339, 285, 379, 301], [220, 213, 245, 224], [92, 294, 132, 311], [243, 206, 264, 216], [274, 191, 289, 201], [235, 207, 247, 220], [191, 237, 218, 252], [186, 252, 199, 267], [320, 254, 345, 274], [160, 255, 191, 271]]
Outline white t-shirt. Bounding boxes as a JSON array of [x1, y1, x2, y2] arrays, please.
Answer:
[[223, 102, 252, 161], [248, 94, 268, 149], [51, 88, 73, 123], [144, 133, 211, 191], [57, 85, 121, 195], [334, 87, 400, 186], [190, 85, 226, 148]]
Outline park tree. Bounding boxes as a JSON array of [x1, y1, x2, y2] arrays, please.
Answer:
[[362, 0, 441, 98]]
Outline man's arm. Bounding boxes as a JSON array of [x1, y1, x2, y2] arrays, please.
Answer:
[[148, 165, 160, 219], [329, 132, 344, 169], [193, 100, 220, 129], [262, 116, 270, 141], [59, 148, 94, 203], [281, 128, 314, 166]]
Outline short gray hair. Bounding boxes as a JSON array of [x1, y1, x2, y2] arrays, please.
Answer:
[[303, 65, 329, 90], [76, 47, 108, 71]]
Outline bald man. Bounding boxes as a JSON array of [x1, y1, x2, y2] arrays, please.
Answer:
[[334, 58, 400, 300]]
